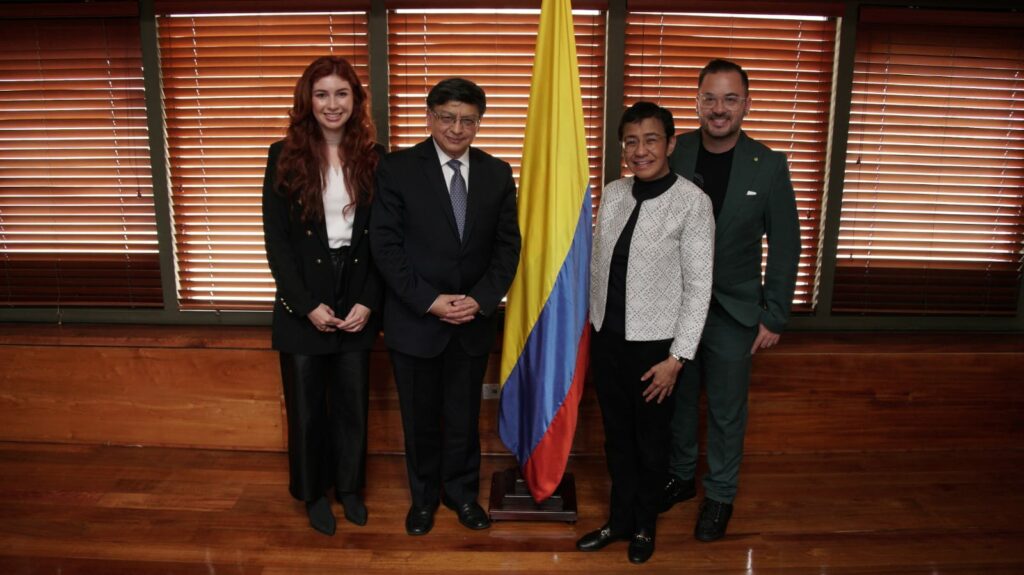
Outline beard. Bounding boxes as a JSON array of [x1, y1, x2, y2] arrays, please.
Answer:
[[700, 111, 742, 141]]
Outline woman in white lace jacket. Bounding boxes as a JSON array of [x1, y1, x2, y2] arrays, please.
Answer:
[[576, 102, 714, 565]]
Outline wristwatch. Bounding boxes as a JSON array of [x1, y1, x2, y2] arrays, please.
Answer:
[[670, 352, 685, 364]]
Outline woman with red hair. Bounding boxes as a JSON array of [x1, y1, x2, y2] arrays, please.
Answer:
[[262, 56, 383, 536]]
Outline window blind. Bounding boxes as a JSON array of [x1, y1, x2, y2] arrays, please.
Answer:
[[387, 9, 606, 207], [624, 12, 837, 313], [835, 17, 1024, 316], [0, 16, 160, 308], [158, 11, 369, 310]]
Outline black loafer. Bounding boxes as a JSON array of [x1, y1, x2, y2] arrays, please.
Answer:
[[694, 498, 733, 542], [660, 476, 697, 512], [627, 528, 655, 564], [576, 524, 629, 551], [405, 504, 435, 536], [453, 501, 491, 530]]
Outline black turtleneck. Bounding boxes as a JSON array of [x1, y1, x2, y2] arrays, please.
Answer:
[[602, 171, 678, 335]]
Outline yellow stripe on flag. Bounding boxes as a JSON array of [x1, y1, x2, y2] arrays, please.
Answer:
[[500, 0, 591, 387]]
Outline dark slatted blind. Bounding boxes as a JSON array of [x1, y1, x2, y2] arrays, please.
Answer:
[[835, 15, 1024, 315], [387, 9, 606, 205], [158, 11, 369, 310], [0, 17, 161, 308], [624, 11, 837, 313]]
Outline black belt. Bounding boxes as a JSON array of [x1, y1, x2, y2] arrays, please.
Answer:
[[328, 245, 350, 301], [328, 245, 350, 269]]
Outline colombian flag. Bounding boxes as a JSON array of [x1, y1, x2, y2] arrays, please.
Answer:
[[499, 0, 591, 503]]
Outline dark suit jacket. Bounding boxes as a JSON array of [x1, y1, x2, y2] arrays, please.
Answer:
[[370, 138, 521, 358], [669, 130, 801, 333], [261, 140, 384, 354]]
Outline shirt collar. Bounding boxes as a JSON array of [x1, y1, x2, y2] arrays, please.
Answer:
[[432, 138, 470, 167]]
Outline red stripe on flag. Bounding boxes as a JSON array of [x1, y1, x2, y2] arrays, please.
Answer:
[[521, 321, 590, 501]]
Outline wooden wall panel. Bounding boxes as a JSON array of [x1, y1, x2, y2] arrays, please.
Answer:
[[0, 325, 1021, 455], [0, 344, 284, 450], [746, 351, 1023, 452]]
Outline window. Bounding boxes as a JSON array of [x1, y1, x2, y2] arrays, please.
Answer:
[[387, 8, 606, 204], [0, 15, 160, 308], [835, 9, 1024, 316], [623, 11, 838, 313], [158, 11, 369, 310]]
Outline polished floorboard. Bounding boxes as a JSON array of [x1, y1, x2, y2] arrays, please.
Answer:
[[0, 442, 1022, 574]]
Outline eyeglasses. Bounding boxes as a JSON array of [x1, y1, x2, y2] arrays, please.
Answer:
[[697, 94, 746, 110], [431, 111, 480, 129], [622, 135, 666, 154]]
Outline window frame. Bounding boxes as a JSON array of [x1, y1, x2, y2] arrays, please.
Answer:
[[0, 4, 164, 311], [1, 0, 1021, 332]]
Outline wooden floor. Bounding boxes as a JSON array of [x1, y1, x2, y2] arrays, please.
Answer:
[[1, 443, 1022, 574]]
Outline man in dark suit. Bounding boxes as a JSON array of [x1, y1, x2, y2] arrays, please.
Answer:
[[370, 78, 521, 536], [663, 59, 801, 542]]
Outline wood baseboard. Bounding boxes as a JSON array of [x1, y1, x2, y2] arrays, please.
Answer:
[[1, 324, 1021, 454]]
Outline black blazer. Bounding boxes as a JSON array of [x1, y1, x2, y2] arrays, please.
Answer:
[[262, 140, 384, 354], [370, 138, 521, 358]]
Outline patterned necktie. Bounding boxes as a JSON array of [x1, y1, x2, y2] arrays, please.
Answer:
[[447, 158, 467, 239]]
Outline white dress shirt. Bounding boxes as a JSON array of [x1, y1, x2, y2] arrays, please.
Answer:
[[433, 138, 470, 195]]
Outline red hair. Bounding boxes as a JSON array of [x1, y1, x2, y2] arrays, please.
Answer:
[[275, 56, 379, 222]]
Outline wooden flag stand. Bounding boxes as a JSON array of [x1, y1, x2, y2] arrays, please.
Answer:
[[487, 467, 577, 522]]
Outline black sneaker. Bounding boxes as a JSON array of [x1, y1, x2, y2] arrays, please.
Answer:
[[660, 476, 696, 512], [694, 498, 732, 542]]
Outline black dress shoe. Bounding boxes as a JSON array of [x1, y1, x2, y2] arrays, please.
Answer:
[[627, 528, 655, 564], [575, 524, 629, 551], [305, 496, 336, 536], [660, 476, 696, 512], [405, 504, 435, 536], [452, 501, 491, 530], [338, 492, 367, 526], [694, 498, 733, 542]]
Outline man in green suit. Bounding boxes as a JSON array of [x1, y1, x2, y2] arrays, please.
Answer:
[[663, 59, 801, 542]]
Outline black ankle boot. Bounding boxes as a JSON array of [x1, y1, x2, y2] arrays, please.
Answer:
[[305, 496, 336, 535], [338, 492, 368, 526]]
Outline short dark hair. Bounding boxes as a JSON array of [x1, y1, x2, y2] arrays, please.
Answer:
[[426, 78, 487, 116], [618, 101, 675, 141], [698, 59, 749, 94]]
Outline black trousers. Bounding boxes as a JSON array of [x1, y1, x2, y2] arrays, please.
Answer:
[[390, 341, 488, 508], [279, 350, 369, 502], [591, 327, 675, 533]]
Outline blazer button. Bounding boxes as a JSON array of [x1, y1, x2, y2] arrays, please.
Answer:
[[353, 258, 359, 264], [316, 258, 322, 264], [306, 229, 313, 236]]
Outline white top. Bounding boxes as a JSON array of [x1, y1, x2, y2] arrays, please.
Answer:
[[324, 166, 354, 248], [433, 138, 471, 195]]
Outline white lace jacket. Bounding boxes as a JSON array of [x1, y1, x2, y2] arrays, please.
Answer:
[[590, 175, 715, 360]]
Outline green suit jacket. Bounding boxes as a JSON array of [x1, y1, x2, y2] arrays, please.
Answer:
[[669, 130, 801, 333]]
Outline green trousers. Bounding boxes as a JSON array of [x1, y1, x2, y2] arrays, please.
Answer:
[[669, 300, 757, 504]]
